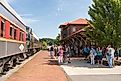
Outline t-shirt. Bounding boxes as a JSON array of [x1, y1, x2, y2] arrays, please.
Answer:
[[107, 47, 115, 58], [59, 50, 63, 56], [90, 49, 94, 57], [97, 50, 102, 56], [83, 47, 90, 53]]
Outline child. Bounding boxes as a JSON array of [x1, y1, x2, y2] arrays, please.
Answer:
[[58, 47, 64, 64]]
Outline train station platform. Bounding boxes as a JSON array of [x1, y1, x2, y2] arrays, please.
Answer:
[[3, 51, 68, 81], [61, 58, 121, 81], [1, 51, 121, 81]]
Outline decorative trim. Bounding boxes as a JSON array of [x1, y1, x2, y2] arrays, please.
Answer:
[[0, 37, 26, 44]]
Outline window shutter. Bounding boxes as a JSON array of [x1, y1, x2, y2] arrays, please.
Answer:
[[0, 17, 1, 36], [17, 28, 20, 41], [5, 20, 10, 39]]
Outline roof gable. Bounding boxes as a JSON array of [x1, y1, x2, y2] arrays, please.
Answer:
[[59, 18, 89, 28], [69, 18, 88, 25]]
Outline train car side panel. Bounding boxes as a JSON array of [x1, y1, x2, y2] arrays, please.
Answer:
[[0, 41, 6, 57]]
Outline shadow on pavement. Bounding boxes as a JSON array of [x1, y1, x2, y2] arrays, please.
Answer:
[[43, 57, 59, 65], [63, 58, 110, 68]]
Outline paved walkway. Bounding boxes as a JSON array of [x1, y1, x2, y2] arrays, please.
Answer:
[[2, 52, 121, 81], [5, 51, 68, 81], [61, 58, 121, 81]]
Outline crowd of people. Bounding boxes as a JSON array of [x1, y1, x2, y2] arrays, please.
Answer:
[[48, 44, 119, 68], [83, 45, 118, 68], [48, 45, 71, 65]]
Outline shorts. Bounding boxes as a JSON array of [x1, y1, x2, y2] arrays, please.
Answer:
[[83, 52, 89, 58], [97, 55, 103, 60]]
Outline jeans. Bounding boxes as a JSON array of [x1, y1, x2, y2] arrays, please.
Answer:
[[107, 55, 113, 67], [90, 55, 95, 65]]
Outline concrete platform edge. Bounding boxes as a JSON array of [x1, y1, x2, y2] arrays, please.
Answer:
[[60, 66, 73, 81]]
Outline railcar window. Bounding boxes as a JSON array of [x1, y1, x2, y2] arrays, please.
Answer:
[[10, 27, 13, 39], [19, 32, 21, 41], [22, 32, 24, 41], [14, 29, 17, 40], [1, 20, 5, 37], [20, 32, 24, 41]]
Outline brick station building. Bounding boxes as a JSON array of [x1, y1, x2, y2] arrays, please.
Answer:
[[59, 18, 92, 56]]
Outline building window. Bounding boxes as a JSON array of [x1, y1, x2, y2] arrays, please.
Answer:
[[72, 27, 76, 32], [0, 20, 5, 37]]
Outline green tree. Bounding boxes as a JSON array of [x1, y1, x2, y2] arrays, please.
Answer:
[[40, 38, 55, 46], [55, 34, 61, 46], [42, 41, 47, 49], [87, 0, 121, 47]]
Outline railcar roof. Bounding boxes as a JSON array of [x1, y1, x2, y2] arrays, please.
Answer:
[[0, 0, 26, 26], [32, 32, 40, 41]]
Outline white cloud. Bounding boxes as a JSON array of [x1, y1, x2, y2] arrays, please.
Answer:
[[55, 0, 64, 16], [56, 0, 92, 19], [19, 13, 40, 25], [20, 14, 33, 17], [23, 18, 40, 25]]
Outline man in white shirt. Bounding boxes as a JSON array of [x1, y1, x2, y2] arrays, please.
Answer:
[[106, 45, 115, 68], [90, 47, 95, 65]]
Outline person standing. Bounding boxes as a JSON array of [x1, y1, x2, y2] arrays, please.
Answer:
[[54, 46, 58, 57], [83, 45, 90, 60], [111, 47, 115, 67], [90, 46, 95, 65], [114, 48, 119, 60], [97, 47, 103, 65], [50, 45, 54, 59], [75, 46, 78, 57], [106, 45, 115, 68], [66, 45, 71, 63], [63, 45, 68, 63], [58, 47, 64, 64]]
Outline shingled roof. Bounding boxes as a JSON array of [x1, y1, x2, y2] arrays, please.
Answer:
[[59, 18, 89, 28], [69, 18, 88, 25]]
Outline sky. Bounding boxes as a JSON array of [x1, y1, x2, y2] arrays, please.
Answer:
[[6, 0, 93, 39]]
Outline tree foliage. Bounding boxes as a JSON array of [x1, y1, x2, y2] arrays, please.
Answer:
[[40, 38, 55, 46], [55, 34, 61, 46], [39, 34, 61, 47], [87, 0, 121, 47]]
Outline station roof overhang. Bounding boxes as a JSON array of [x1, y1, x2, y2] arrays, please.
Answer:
[[61, 28, 87, 42]]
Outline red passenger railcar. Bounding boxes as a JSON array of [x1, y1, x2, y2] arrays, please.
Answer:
[[0, 0, 27, 74]]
